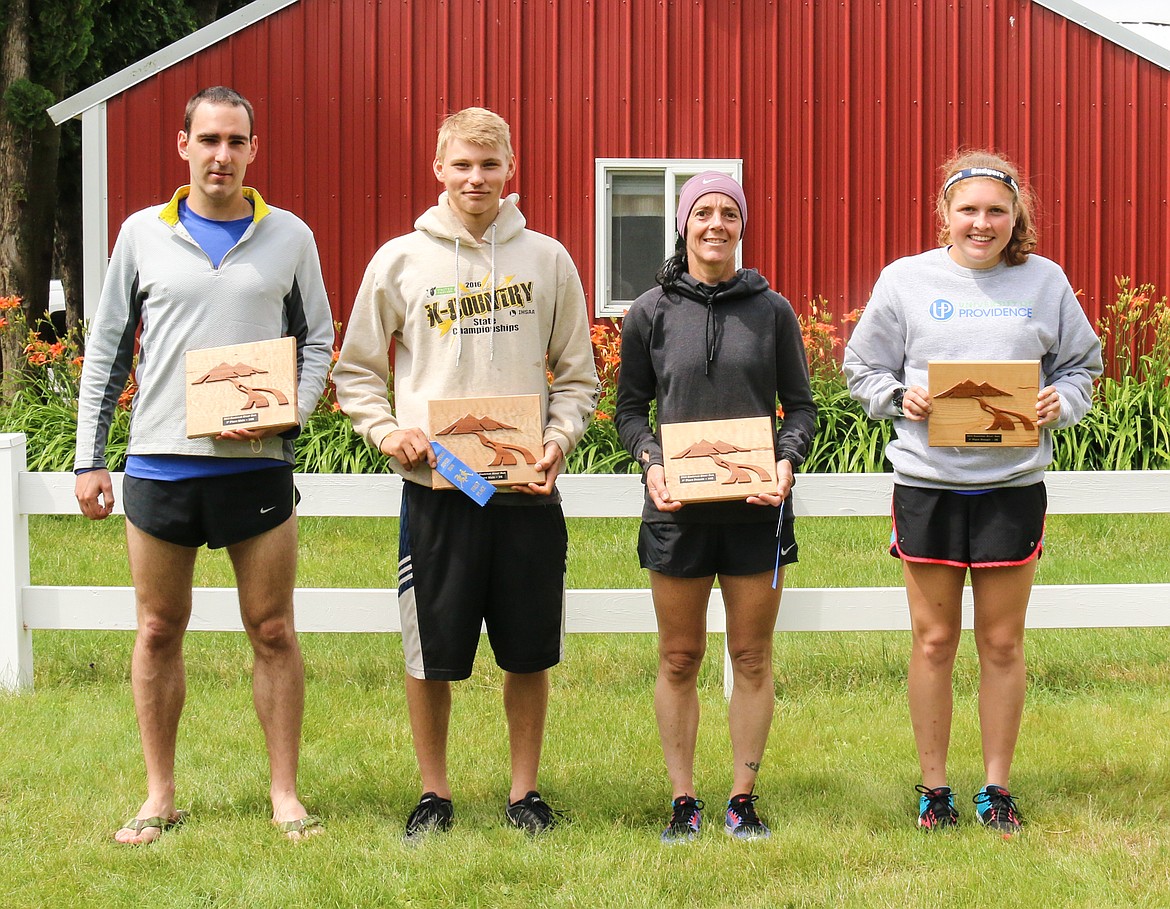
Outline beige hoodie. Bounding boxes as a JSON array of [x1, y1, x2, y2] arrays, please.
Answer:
[[334, 192, 599, 487]]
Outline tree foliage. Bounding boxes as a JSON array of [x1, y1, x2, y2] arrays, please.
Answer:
[[2, 76, 55, 131], [0, 0, 246, 397], [29, 0, 96, 83]]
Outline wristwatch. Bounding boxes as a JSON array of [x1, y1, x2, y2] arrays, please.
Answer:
[[891, 387, 907, 416]]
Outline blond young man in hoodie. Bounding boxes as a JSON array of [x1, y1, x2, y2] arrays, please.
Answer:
[[333, 108, 598, 839]]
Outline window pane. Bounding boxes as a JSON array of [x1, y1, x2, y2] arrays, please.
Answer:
[[672, 172, 693, 218], [610, 172, 665, 304], [673, 170, 721, 233]]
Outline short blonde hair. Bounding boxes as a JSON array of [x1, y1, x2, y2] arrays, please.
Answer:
[[936, 149, 1038, 266], [435, 107, 513, 162]]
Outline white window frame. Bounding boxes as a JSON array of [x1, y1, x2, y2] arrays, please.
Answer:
[[594, 158, 743, 318]]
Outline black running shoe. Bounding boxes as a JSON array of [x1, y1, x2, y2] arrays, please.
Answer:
[[660, 795, 704, 844], [404, 791, 453, 842], [916, 784, 959, 830], [724, 792, 771, 840], [973, 785, 1022, 834], [505, 790, 561, 834]]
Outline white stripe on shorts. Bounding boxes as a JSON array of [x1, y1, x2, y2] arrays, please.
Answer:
[[398, 555, 425, 678]]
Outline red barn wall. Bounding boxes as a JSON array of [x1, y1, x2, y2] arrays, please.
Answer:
[[103, 0, 1170, 337]]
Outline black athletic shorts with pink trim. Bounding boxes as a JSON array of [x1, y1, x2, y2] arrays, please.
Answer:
[[890, 482, 1046, 568], [397, 481, 568, 681]]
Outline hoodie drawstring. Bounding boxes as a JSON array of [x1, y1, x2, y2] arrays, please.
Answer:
[[489, 222, 497, 362], [453, 227, 499, 365], [453, 236, 463, 367], [704, 297, 716, 375]]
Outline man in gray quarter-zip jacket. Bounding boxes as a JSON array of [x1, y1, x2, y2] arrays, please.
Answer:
[[74, 86, 332, 845]]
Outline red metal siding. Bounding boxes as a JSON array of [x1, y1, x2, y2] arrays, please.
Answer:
[[104, 0, 1170, 336]]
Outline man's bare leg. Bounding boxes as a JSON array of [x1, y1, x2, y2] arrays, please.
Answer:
[[228, 515, 315, 834], [405, 674, 453, 799], [116, 521, 198, 844], [504, 669, 548, 803]]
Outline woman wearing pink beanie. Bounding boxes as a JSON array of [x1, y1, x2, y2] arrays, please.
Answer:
[[616, 172, 817, 843]]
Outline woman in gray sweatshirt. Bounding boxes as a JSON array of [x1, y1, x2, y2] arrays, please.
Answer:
[[844, 150, 1102, 835]]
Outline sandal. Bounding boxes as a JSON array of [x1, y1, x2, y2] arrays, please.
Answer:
[[114, 809, 189, 844], [275, 814, 324, 840]]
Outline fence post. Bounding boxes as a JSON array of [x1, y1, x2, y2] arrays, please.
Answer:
[[724, 639, 733, 701], [0, 433, 33, 690]]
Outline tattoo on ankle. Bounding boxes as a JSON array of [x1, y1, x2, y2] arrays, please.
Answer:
[[745, 760, 762, 773]]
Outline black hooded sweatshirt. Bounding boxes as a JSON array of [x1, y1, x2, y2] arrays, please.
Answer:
[[615, 268, 817, 524]]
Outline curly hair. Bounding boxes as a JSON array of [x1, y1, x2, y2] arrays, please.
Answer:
[[936, 149, 1038, 266], [655, 235, 689, 289]]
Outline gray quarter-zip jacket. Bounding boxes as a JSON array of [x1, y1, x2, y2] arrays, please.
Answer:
[[74, 186, 334, 471]]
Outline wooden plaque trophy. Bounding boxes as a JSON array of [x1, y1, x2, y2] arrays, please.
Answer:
[[428, 394, 545, 488], [660, 416, 777, 504], [928, 360, 1041, 448], [185, 336, 299, 438]]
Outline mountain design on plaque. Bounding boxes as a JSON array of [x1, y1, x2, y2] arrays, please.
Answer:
[[191, 362, 290, 411], [935, 380, 1036, 432], [670, 439, 773, 485], [435, 414, 538, 466]]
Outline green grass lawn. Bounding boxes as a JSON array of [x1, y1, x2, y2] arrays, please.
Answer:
[[3, 514, 1170, 908]]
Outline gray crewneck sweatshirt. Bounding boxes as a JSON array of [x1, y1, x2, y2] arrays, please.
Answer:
[[844, 247, 1102, 489]]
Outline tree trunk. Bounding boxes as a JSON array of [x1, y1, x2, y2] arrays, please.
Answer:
[[54, 169, 85, 339], [23, 77, 62, 329], [0, 0, 33, 401], [190, 0, 222, 27], [0, 0, 32, 298], [0, 0, 65, 400]]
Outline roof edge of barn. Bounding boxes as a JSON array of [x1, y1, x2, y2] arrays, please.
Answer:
[[48, 0, 300, 126], [1034, 0, 1170, 70], [48, 0, 1170, 129]]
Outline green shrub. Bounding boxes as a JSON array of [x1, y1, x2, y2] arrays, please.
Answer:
[[1052, 375, 1170, 470], [1052, 277, 1170, 470], [295, 405, 386, 474], [565, 414, 638, 474], [802, 373, 892, 473], [2, 278, 1167, 474]]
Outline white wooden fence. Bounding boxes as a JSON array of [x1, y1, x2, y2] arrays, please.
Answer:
[[3, 431, 1170, 693]]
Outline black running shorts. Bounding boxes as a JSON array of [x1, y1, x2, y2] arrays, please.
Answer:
[[397, 482, 568, 681], [890, 482, 1046, 568], [637, 506, 797, 579], [122, 466, 297, 549]]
